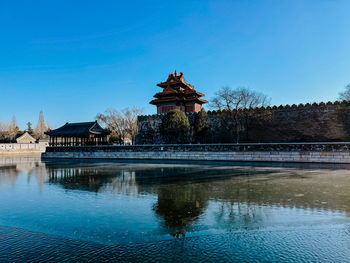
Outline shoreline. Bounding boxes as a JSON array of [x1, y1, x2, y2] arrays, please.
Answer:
[[42, 143, 350, 164]]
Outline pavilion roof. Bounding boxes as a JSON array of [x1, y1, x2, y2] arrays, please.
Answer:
[[156, 71, 194, 90], [151, 71, 208, 105], [45, 121, 111, 137]]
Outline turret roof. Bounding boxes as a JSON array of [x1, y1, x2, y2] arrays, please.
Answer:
[[151, 71, 208, 105]]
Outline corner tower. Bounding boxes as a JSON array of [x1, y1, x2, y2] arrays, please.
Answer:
[[150, 71, 208, 114]]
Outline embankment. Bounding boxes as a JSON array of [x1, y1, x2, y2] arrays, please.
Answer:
[[42, 143, 350, 164], [0, 143, 48, 154]]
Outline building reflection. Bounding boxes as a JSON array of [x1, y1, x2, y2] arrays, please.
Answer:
[[43, 162, 350, 237], [2, 157, 350, 238], [0, 165, 18, 186], [46, 163, 139, 194], [0, 155, 46, 189]]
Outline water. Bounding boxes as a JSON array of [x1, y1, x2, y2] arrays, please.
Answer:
[[1, 155, 350, 262]]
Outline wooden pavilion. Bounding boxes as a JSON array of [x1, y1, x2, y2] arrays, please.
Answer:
[[45, 121, 111, 146], [150, 71, 208, 114]]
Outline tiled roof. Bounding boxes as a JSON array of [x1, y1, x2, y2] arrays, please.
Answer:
[[151, 72, 208, 105], [45, 121, 110, 136]]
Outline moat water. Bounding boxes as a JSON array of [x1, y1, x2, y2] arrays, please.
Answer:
[[0, 155, 350, 262]]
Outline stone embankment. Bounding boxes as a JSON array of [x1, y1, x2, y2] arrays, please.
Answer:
[[0, 143, 48, 154], [42, 143, 350, 164]]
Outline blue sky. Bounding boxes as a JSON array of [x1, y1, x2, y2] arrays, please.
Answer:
[[1, 0, 350, 129]]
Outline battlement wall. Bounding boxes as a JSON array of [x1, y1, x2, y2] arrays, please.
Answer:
[[136, 101, 350, 144]]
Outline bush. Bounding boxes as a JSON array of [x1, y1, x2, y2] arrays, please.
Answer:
[[161, 110, 190, 143], [193, 109, 210, 143]]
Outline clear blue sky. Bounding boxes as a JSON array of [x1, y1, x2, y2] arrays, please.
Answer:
[[1, 0, 350, 129]]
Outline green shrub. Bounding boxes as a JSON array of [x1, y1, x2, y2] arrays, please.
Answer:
[[193, 109, 210, 143], [161, 110, 190, 143]]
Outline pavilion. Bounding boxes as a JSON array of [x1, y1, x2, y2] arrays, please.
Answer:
[[45, 121, 110, 146], [150, 71, 208, 114]]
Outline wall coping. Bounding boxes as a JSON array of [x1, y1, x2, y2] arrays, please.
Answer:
[[138, 100, 350, 118], [45, 142, 350, 153], [47, 142, 350, 147]]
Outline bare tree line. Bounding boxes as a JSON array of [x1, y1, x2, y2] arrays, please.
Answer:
[[0, 111, 52, 142], [96, 107, 143, 145]]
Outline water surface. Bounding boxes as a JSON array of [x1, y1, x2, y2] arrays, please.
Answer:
[[0, 156, 350, 262]]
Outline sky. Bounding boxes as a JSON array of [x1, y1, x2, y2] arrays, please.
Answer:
[[0, 0, 350, 129]]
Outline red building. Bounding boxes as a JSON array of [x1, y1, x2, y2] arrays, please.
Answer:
[[150, 71, 208, 114]]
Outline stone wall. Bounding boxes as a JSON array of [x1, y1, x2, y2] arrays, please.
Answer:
[[42, 143, 350, 164], [136, 101, 350, 144], [0, 142, 48, 154]]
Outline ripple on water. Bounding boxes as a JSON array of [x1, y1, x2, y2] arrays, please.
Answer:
[[1, 225, 350, 262]]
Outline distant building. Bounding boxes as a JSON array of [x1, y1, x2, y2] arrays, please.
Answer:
[[0, 131, 48, 153], [150, 71, 208, 114], [45, 121, 111, 146], [15, 132, 36, 144]]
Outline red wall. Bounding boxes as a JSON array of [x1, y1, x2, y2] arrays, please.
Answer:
[[157, 103, 202, 114]]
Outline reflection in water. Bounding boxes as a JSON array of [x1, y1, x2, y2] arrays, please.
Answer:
[[0, 155, 46, 190], [41, 160, 350, 237], [154, 183, 208, 237], [43, 162, 350, 213], [1, 157, 350, 243]]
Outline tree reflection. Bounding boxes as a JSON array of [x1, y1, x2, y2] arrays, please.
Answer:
[[153, 183, 209, 237], [42, 161, 350, 235]]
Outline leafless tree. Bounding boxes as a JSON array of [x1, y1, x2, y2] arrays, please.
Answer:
[[96, 109, 127, 144], [211, 87, 271, 143], [46, 122, 55, 132], [123, 107, 143, 144], [9, 116, 19, 140], [211, 87, 270, 111], [0, 117, 19, 142], [339, 84, 350, 101], [0, 121, 9, 132], [34, 110, 48, 139], [96, 107, 143, 145], [0, 121, 10, 141]]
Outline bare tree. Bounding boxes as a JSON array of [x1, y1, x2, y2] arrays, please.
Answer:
[[96, 107, 143, 145], [211, 87, 271, 143], [0, 121, 10, 142], [211, 87, 270, 111], [8, 116, 19, 140], [339, 84, 350, 101], [123, 107, 143, 144], [34, 110, 48, 139], [0, 121, 9, 132], [239, 88, 271, 141], [46, 121, 55, 131]]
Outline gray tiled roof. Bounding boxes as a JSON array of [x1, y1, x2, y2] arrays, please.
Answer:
[[45, 121, 110, 136]]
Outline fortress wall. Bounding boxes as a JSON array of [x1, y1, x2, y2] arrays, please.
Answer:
[[136, 101, 350, 144]]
